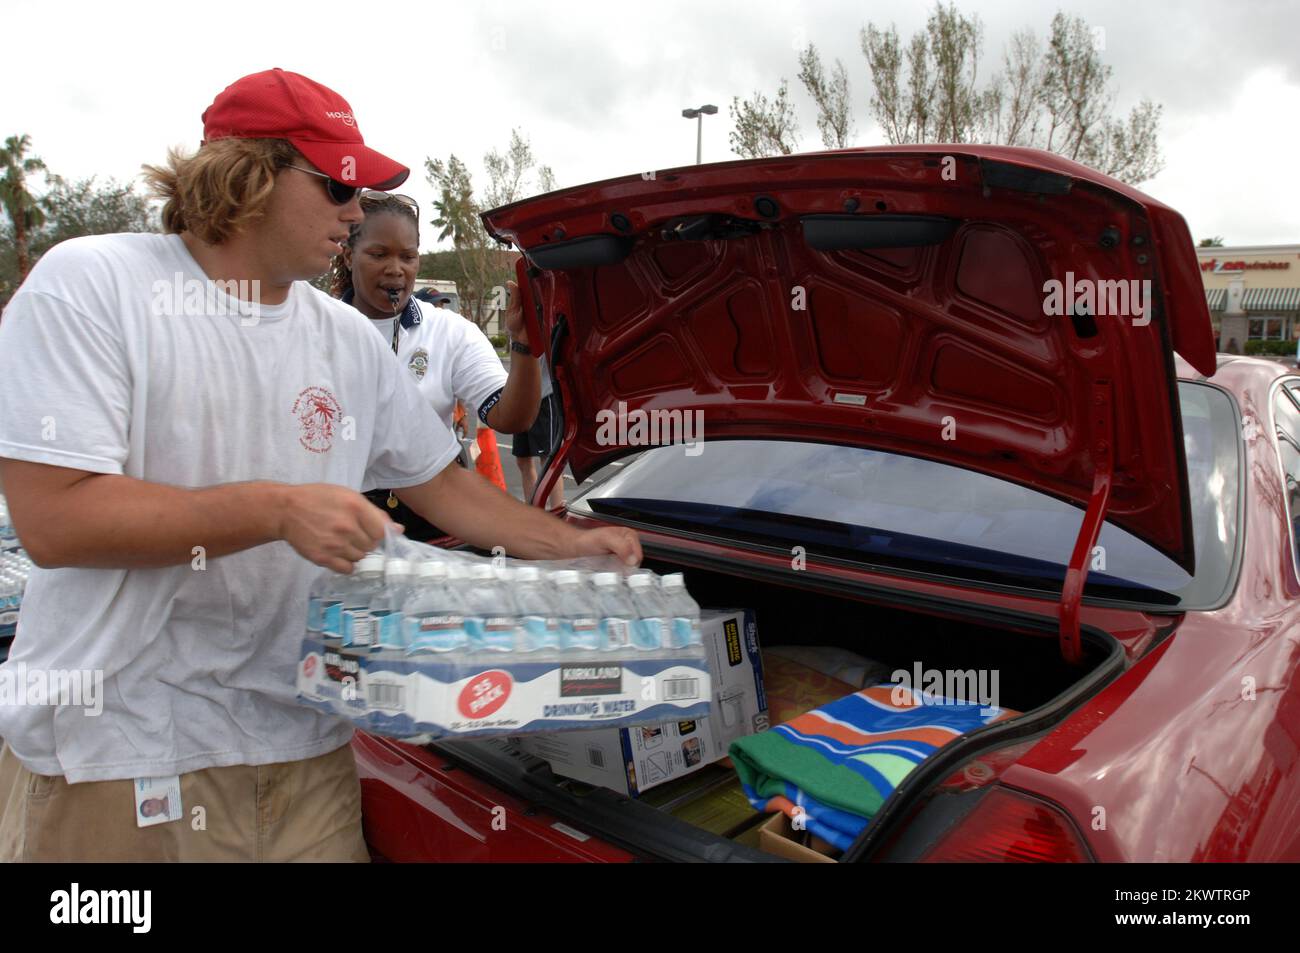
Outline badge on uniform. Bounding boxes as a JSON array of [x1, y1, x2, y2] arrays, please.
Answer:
[[408, 348, 429, 381], [133, 775, 182, 828]]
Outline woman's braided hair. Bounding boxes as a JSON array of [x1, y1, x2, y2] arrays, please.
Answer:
[[328, 193, 421, 299]]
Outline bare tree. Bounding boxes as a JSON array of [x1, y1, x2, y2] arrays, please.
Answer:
[[425, 153, 497, 329], [798, 45, 854, 148], [860, 23, 940, 143], [1078, 99, 1165, 185], [425, 130, 554, 330], [728, 79, 800, 158], [1040, 13, 1109, 158], [859, 3, 1165, 184], [926, 3, 987, 143], [1039, 13, 1163, 181], [862, 4, 990, 145], [484, 129, 533, 209], [860, 25, 906, 143], [986, 29, 1043, 146]]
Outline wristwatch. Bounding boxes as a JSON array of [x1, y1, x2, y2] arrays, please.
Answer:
[[510, 340, 532, 355]]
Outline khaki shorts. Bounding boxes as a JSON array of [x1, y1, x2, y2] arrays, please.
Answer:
[[0, 741, 369, 862]]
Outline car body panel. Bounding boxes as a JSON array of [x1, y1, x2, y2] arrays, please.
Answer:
[[997, 358, 1300, 861], [353, 730, 633, 862]]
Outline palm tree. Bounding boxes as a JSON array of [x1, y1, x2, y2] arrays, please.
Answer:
[[0, 134, 49, 282]]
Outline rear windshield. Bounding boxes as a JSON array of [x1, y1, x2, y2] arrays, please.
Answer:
[[570, 382, 1241, 610]]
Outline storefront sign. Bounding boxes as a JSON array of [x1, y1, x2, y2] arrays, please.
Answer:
[[1201, 259, 1292, 272]]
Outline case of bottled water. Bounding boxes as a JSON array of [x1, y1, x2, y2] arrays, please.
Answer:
[[297, 529, 709, 739], [0, 494, 31, 657]]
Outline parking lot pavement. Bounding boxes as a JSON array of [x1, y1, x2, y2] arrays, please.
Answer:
[[493, 436, 585, 504], [493, 351, 587, 505]]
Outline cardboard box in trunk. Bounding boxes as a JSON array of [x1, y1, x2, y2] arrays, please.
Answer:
[[757, 812, 840, 863], [518, 608, 767, 795]]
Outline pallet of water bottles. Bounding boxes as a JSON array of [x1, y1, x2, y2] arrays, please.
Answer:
[[296, 531, 711, 739], [0, 494, 30, 649]]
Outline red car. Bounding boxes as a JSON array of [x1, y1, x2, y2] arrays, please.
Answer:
[[353, 145, 1300, 862]]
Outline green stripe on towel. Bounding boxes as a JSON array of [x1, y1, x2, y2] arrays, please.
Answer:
[[729, 730, 888, 820]]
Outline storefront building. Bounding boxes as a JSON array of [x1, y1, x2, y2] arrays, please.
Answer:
[[1198, 244, 1300, 353]]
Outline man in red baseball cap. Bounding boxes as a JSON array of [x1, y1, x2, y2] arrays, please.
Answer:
[[0, 69, 641, 863]]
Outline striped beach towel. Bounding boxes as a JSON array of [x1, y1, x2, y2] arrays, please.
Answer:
[[729, 684, 1018, 852]]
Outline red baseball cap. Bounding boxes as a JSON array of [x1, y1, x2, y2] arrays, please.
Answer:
[[201, 68, 409, 191]]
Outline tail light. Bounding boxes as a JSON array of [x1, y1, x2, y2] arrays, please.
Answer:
[[919, 786, 1093, 862]]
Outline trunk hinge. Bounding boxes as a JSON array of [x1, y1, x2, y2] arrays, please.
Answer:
[[1059, 379, 1114, 665], [535, 312, 571, 507], [514, 257, 571, 508]]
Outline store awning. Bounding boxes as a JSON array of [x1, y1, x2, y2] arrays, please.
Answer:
[[1205, 288, 1227, 311], [1243, 287, 1300, 311]]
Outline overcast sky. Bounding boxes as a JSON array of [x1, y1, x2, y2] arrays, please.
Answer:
[[7, 0, 1299, 250]]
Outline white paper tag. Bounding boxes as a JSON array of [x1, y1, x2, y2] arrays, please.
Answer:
[[133, 775, 182, 828], [833, 392, 868, 406], [551, 822, 590, 842]]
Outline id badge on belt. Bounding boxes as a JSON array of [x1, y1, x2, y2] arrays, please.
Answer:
[[133, 775, 182, 827]]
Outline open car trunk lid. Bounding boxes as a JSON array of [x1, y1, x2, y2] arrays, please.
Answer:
[[482, 146, 1215, 583]]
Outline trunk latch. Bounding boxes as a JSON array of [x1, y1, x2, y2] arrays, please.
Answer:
[[1059, 379, 1114, 664]]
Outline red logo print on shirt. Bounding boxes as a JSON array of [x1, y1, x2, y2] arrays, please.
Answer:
[[293, 386, 343, 453]]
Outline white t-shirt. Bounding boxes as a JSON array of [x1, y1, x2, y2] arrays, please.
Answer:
[[370, 315, 398, 348], [392, 301, 508, 432], [0, 233, 461, 783]]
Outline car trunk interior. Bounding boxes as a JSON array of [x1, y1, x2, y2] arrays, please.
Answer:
[[431, 550, 1119, 862], [661, 557, 1107, 715]]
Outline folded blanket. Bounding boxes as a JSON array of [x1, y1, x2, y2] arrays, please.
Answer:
[[729, 684, 1018, 852]]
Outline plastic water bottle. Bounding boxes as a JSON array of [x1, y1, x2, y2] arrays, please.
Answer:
[[592, 572, 636, 651], [513, 565, 562, 652], [626, 573, 669, 650], [463, 563, 517, 652], [660, 573, 702, 648], [0, 574, 17, 637], [308, 569, 345, 635], [340, 553, 386, 648], [550, 570, 601, 651], [403, 561, 469, 654], [367, 558, 415, 653], [0, 498, 17, 552]]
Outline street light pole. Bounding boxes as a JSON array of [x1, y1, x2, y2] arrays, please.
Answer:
[[681, 104, 718, 164]]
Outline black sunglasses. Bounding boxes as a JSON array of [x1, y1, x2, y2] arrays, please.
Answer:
[[284, 165, 362, 205]]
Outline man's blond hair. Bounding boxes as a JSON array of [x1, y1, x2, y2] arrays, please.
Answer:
[[141, 138, 299, 245]]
